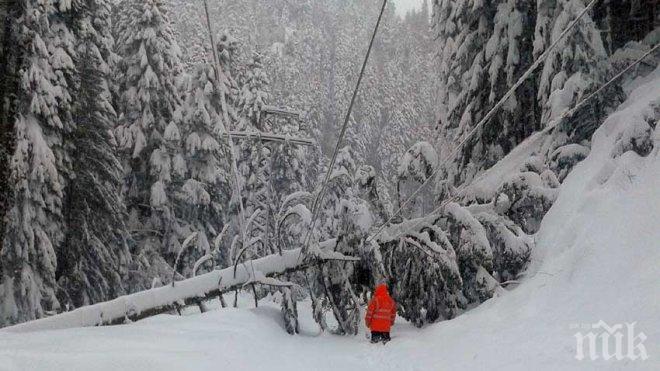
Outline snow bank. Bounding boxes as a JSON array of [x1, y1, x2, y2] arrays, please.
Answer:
[[385, 64, 660, 371]]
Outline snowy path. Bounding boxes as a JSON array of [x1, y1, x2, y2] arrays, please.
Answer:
[[0, 298, 579, 371], [0, 300, 440, 371], [0, 281, 656, 371]]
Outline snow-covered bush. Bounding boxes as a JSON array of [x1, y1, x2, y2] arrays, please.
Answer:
[[611, 117, 655, 158], [379, 222, 462, 326], [397, 142, 438, 219], [473, 212, 532, 283], [497, 172, 558, 234], [437, 203, 495, 303], [549, 143, 591, 182]]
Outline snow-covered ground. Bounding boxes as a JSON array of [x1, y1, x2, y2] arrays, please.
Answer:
[[1, 70, 658, 371]]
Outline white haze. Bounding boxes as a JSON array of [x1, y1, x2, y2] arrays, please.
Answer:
[[393, 0, 425, 16]]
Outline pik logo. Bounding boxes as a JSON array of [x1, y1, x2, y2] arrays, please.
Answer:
[[573, 321, 649, 361]]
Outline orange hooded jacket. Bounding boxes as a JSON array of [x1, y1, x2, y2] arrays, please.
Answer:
[[365, 284, 396, 332]]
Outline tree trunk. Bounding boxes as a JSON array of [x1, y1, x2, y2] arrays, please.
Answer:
[[251, 284, 258, 307], [2, 247, 359, 333]]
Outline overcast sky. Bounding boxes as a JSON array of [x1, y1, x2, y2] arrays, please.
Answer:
[[393, 0, 425, 16]]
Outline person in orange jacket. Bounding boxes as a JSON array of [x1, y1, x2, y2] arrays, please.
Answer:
[[365, 283, 396, 344]]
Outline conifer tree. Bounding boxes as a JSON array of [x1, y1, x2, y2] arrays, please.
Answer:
[[536, 0, 621, 153], [0, 0, 22, 248], [175, 63, 232, 270], [56, 0, 131, 309], [113, 0, 185, 287], [433, 0, 540, 185], [237, 52, 270, 130], [0, 0, 76, 325], [234, 49, 273, 257]]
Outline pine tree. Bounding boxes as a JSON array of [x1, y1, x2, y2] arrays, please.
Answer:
[[433, 0, 540, 185], [433, 0, 495, 184], [168, 0, 209, 69], [113, 0, 186, 287], [232, 41, 311, 259], [482, 0, 540, 155], [397, 141, 438, 218], [0, 0, 22, 250], [316, 146, 357, 241], [55, 0, 131, 309], [536, 0, 620, 152], [0, 0, 76, 325], [237, 52, 269, 130], [205, 31, 265, 264], [234, 49, 273, 257], [175, 63, 232, 271], [379, 220, 462, 326]]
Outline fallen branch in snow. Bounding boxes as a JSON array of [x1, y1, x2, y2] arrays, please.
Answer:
[[2, 247, 358, 333]]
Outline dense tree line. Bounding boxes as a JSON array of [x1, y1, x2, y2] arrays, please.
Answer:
[[433, 0, 658, 186], [0, 0, 313, 326], [170, 0, 438, 190]]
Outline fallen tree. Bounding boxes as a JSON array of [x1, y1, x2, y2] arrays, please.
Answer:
[[2, 247, 358, 333]]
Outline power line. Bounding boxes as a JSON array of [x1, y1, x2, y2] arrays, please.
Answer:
[[366, 0, 601, 243], [368, 41, 660, 244], [298, 0, 389, 261], [552, 41, 660, 130]]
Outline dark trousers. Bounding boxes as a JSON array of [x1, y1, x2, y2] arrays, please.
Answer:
[[370, 331, 391, 343]]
